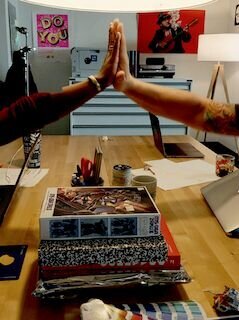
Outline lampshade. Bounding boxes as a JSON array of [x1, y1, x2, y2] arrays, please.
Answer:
[[20, 0, 217, 13], [198, 33, 239, 62]]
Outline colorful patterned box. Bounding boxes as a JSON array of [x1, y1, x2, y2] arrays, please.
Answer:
[[40, 186, 161, 240], [39, 235, 168, 267]]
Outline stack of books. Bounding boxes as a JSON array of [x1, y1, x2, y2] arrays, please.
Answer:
[[33, 186, 190, 299], [37, 186, 170, 281]]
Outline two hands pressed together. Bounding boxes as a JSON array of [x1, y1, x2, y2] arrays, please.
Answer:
[[1, 19, 239, 146]]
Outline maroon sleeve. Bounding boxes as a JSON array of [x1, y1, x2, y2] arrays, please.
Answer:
[[235, 104, 239, 130], [0, 88, 88, 145], [0, 92, 62, 145]]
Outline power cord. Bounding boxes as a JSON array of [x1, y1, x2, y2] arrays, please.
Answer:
[[5, 144, 23, 184]]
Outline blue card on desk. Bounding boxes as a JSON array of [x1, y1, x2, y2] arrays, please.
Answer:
[[0, 245, 27, 280]]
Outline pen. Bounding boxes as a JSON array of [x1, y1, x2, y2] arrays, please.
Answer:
[[144, 164, 155, 175], [76, 164, 82, 176]]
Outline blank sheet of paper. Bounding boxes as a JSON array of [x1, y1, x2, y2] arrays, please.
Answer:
[[132, 159, 219, 190]]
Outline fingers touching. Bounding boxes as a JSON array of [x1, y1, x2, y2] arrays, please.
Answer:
[[111, 20, 131, 91], [97, 19, 130, 90], [108, 19, 121, 52]]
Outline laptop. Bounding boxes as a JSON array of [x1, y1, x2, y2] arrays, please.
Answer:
[[149, 113, 204, 158], [201, 170, 239, 237], [0, 134, 41, 225]]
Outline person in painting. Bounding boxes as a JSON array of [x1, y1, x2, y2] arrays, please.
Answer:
[[148, 13, 191, 53]]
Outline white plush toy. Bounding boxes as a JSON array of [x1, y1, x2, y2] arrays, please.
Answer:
[[80, 299, 144, 320]]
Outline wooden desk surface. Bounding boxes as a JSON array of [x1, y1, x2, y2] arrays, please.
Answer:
[[0, 135, 239, 320]]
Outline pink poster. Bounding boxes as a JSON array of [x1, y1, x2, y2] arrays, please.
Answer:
[[36, 14, 69, 48]]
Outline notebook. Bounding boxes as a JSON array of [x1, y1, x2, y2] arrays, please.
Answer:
[[149, 113, 204, 158], [0, 134, 41, 225], [201, 169, 239, 236]]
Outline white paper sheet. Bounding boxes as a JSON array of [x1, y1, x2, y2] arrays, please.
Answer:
[[0, 168, 21, 185], [20, 168, 49, 187], [0, 168, 49, 187], [132, 159, 220, 191]]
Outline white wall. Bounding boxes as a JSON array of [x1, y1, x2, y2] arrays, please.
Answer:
[[0, 0, 14, 80], [16, 0, 233, 92], [1, 0, 239, 147]]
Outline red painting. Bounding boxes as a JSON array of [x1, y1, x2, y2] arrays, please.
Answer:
[[137, 10, 205, 54]]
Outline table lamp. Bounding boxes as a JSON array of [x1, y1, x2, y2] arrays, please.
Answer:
[[196, 33, 239, 148], [20, 0, 217, 12]]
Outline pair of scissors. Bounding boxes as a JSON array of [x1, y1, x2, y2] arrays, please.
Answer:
[[81, 157, 93, 181]]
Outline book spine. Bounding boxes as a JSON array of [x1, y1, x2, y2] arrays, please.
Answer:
[[38, 235, 168, 267], [40, 214, 160, 240], [160, 216, 180, 250], [39, 258, 181, 280]]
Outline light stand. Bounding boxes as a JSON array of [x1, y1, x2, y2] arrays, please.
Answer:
[[16, 26, 31, 96], [16, 26, 41, 168], [196, 33, 239, 154], [195, 62, 230, 142], [206, 63, 229, 104]]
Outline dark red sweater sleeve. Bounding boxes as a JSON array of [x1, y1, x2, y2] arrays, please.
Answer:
[[0, 92, 66, 145]]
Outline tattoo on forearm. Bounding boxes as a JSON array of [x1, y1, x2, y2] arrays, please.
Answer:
[[204, 101, 239, 133]]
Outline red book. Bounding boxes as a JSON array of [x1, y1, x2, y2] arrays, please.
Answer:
[[160, 215, 181, 269], [39, 216, 181, 280]]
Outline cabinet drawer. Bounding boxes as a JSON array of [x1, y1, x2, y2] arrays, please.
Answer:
[[71, 113, 182, 126], [70, 78, 190, 136], [71, 125, 186, 136]]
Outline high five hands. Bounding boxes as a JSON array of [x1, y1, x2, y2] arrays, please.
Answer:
[[100, 19, 132, 93]]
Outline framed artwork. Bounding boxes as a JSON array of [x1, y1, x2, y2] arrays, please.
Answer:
[[8, 1, 18, 57], [235, 4, 239, 26], [35, 14, 69, 48], [137, 10, 205, 54]]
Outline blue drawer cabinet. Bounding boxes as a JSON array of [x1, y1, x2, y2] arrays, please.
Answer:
[[70, 78, 192, 136]]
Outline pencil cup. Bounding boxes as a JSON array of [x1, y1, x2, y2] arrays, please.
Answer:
[[86, 176, 104, 186], [215, 154, 235, 177], [71, 175, 104, 187], [131, 175, 157, 200]]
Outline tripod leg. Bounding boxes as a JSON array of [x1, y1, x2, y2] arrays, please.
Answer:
[[195, 64, 220, 141], [219, 65, 239, 154]]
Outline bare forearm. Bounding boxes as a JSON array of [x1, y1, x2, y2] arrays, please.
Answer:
[[59, 76, 104, 116], [122, 77, 239, 135]]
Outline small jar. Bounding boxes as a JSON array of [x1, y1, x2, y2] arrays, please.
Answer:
[[215, 154, 235, 177], [112, 164, 132, 186]]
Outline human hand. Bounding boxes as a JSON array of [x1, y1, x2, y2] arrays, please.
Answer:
[[96, 19, 121, 89], [113, 21, 133, 93]]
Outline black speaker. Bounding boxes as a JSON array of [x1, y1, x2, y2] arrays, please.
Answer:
[[146, 57, 165, 65], [129, 50, 139, 77]]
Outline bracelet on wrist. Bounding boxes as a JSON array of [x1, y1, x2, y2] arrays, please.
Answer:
[[88, 75, 101, 92]]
